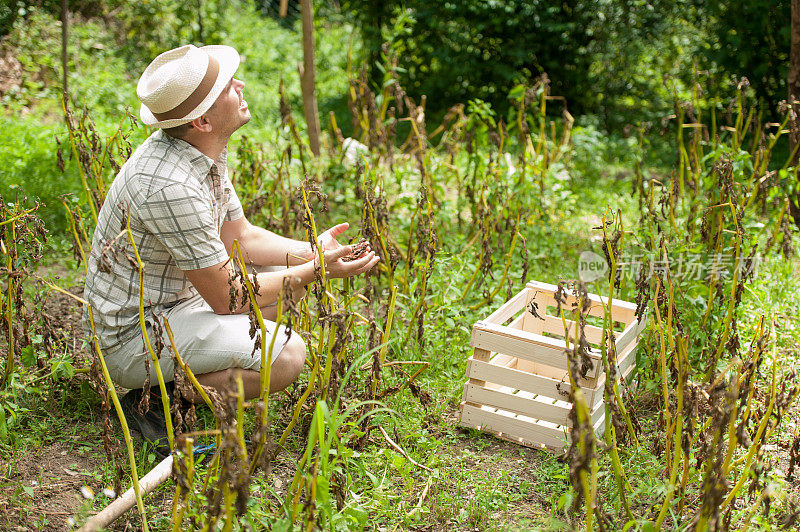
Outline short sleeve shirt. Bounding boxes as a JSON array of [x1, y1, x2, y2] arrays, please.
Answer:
[[83, 130, 244, 353]]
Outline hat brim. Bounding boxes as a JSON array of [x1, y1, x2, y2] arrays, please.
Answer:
[[140, 45, 241, 129]]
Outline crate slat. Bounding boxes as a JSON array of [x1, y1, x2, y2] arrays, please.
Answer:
[[466, 358, 603, 407], [484, 287, 530, 325], [472, 322, 600, 377], [615, 316, 646, 355], [525, 281, 638, 323], [459, 403, 569, 451], [535, 314, 607, 346], [463, 382, 604, 426]]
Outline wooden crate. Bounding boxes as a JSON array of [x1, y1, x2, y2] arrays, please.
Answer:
[[458, 281, 646, 453]]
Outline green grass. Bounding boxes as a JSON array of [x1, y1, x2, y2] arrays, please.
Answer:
[[2, 3, 800, 531]]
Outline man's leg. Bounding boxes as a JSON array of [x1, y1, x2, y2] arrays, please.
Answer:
[[193, 330, 307, 400]]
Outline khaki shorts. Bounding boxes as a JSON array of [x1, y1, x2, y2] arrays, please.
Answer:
[[104, 293, 290, 389]]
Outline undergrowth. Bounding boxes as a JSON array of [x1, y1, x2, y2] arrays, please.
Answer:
[[1, 9, 799, 532]]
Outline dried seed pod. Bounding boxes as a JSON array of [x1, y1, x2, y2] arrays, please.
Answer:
[[342, 239, 370, 262]]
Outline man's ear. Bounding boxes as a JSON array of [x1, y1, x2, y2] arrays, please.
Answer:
[[190, 115, 212, 133]]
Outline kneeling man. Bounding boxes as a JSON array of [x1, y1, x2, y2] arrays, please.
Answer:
[[83, 44, 378, 450]]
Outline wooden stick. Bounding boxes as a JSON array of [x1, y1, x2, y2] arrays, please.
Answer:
[[79, 455, 174, 532], [378, 426, 432, 473], [407, 474, 434, 517]]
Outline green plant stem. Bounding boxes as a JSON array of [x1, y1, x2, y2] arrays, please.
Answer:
[[3, 216, 15, 385], [0, 207, 37, 227], [60, 201, 86, 266], [171, 437, 194, 531], [468, 227, 520, 311], [126, 216, 174, 450], [654, 337, 686, 530], [62, 97, 98, 224], [598, 211, 634, 520], [719, 325, 779, 512], [378, 285, 397, 365]]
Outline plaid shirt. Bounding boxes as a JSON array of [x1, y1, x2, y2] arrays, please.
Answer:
[[83, 129, 244, 353]]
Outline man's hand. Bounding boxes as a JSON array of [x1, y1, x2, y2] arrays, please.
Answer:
[[287, 222, 358, 263], [317, 244, 379, 278], [186, 221, 378, 315], [315, 222, 378, 277], [317, 222, 350, 253]]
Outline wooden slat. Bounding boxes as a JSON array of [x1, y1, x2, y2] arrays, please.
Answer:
[[464, 383, 605, 426], [616, 341, 637, 376], [521, 287, 544, 334], [467, 347, 492, 387], [464, 383, 569, 425], [459, 403, 569, 451], [471, 322, 600, 377], [584, 340, 638, 404], [484, 287, 529, 325], [472, 347, 491, 362], [514, 358, 568, 382], [466, 358, 601, 402], [538, 314, 606, 346], [525, 281, 637, 324], [489, 352, 516, 368], [508, 313, 525, 330], [621, 355, 636, 383], [615, 317, 647, 355], [514, 358, 602, 389]]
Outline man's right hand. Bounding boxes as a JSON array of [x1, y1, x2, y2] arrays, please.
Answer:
[[185, 238, 379, 315], [318, 245, 380, 279]]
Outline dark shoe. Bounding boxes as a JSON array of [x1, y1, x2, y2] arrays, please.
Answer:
[[119, 383, 174, 457]]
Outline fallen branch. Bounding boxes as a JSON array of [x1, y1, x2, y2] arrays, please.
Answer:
[[378, 425, 432, 473], [79, 454, 173, 532]]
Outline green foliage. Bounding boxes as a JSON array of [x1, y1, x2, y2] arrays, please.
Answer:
[[0, 7, 137, 117], [338, 0, 714, 129], [0, 1, 356, 232], [111, 0, 230, 69], [0, 114, 73, 231], [2, 3, 800, 530], [698, 0, 790, 117], [341, 0, 596, 120]]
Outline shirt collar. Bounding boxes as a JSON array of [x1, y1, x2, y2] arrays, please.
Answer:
[[155, 129, 228, 175]]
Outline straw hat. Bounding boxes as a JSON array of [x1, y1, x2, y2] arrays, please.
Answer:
[[137, 45, 240, 129]]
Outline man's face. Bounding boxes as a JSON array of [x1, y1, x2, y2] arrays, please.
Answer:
[[205, 77, 250, 137]]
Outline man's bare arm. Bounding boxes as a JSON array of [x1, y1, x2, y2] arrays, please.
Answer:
[[184, 245, 379, 314], [220, 216, 314, 267]]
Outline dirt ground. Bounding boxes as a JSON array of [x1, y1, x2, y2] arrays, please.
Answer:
[[5, 279, 798, 531], [2, 285, 544, 531], [0, 284, 113, 531]]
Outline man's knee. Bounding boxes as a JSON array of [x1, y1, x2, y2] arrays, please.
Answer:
[[279, 333, 307, 377]]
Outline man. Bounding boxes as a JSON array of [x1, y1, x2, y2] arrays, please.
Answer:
[[83, 44, 379, 450]]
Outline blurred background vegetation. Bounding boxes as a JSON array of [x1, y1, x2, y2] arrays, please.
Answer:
[[1, 2, 799, 529], [0, 0, 792, 229]]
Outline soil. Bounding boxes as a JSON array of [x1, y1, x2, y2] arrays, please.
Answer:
[[0, 282, 105, 531], [0, 278, 550, 530], [3, 441, 109, 531], [3, 277, 798, 530]]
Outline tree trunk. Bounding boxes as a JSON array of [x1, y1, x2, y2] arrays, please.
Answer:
[[791, 1, 800, 153], [300, 0, 321, 157], [791, 0, 800, 227], [61, 0, 68, 97], [197, 0, 204, 43]]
